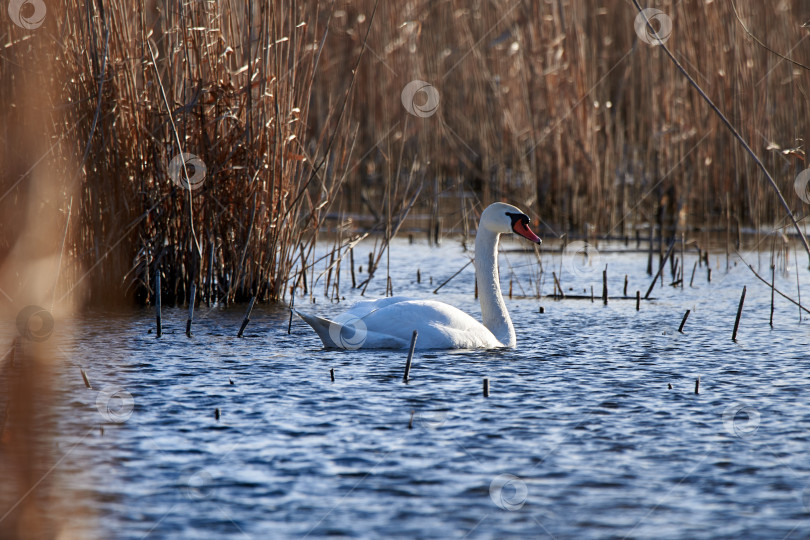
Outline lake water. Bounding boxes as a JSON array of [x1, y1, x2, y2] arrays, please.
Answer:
[[41, 237, 810, 538]]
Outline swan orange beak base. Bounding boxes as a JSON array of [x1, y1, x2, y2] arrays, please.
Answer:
[[508, 213, 542, 244]]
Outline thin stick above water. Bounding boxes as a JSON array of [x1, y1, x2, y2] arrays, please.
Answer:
[[433, 260, 473, 294], [155, 271, 162, 338], [403, 330, 417, 383], [237, 296, 256, 338], [186, 283, 196, 338], [645, 239, 676, 299], [770, 265, 775, 327], [678, 309, 691, 333], [732, 286, 747, 341]]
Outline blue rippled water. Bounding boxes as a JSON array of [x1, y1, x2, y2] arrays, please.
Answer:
[[51, 238, 810, 539]]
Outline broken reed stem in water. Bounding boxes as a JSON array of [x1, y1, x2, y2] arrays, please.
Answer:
[[186, 283, 196, 338], [636, 290, 640, 311], [350, 248, 356, 289], [237, 296, 256, 337], [287, 289, 295, 334], [483, 378, 490, 397], [770, 265, 775, 327], [80, 368, 91, 389], [645, 239, 676, 299], [678, 310, 691, 333], [552, 271, 564, 298], [206, 243, 214, 306], [689, 261, 697, 288], [403, 330, 417, 383], [408, 410, 415, 429], [732, 286, 747, 341], [330, 368, 335, 382], [602, 267, 608, 305], [155, 271, 162, 338], [694, 377, 700, 395], [624, 274, 628, 296]]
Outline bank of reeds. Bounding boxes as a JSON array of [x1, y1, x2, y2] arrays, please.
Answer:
[[4, 0, 368, 306], [316, 0, 810, 241], [2, 1, 809, 307]]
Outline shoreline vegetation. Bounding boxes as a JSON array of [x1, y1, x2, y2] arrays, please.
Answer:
[[1, 1, 809, 308]]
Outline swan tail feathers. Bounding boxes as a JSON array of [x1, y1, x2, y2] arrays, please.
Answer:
[[294, 310, 340, 348]]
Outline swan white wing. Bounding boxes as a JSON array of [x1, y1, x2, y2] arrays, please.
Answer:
[[340, 296, 420, 319], [297, 297, 505, 349], [356, 299, 503, 349]]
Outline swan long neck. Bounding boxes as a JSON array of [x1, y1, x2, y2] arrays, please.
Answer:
[[474, 228, 516, 347]]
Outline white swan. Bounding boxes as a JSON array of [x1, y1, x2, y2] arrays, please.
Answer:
[[295, 202, 542, 349]]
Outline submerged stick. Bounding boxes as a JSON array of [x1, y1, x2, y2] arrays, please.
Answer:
[[186, 283, 196, 338], [678, 309, 691, 333], [237, 296, 256, 337], [155, 271, 162, 338], [403, 330, 417, 383], [732, 286, 747, 341], [645, 239, 676, 299]]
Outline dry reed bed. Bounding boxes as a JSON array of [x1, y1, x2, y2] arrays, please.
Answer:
[[320, 0, 810, 238], [1, 0, 809, 308]]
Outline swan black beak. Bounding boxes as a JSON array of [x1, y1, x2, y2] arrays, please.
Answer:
[[509, 213, 542, 244]]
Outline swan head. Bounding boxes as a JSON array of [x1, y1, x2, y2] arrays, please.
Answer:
[[480, 202, 542, 244]]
